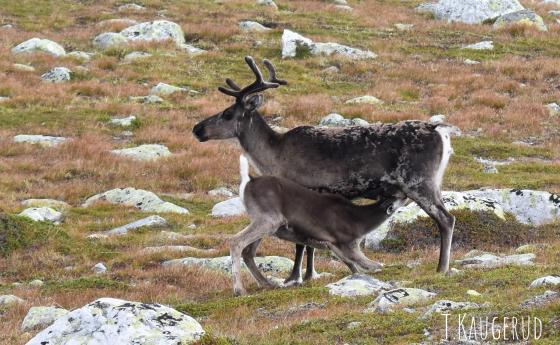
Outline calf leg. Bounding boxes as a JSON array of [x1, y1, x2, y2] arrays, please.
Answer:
[[284, 244, 305, 286], [229, 219, 281, 296], [242, 239, 275, 288], [337, 240, 383, 273], [405, 184, 455, 273], [325, 243, 359, 274]]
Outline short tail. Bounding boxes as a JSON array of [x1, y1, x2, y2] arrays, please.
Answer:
[[434, 125, 453, 190], [239, 154, 251, 202]]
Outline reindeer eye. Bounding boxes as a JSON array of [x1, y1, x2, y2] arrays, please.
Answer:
[[222, 111, 234, 120]]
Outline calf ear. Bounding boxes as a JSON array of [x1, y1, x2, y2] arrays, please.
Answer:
[[244, 94, 264, 111]]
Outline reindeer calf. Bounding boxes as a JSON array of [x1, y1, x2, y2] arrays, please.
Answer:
[[230, 155, 407, 295]]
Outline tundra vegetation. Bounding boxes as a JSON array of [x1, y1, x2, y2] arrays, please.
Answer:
[[0, 0, 559, 344]]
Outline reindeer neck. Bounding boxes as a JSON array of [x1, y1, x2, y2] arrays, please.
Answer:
[[237, 111, 280, 173], [353, 202, 392, 237]]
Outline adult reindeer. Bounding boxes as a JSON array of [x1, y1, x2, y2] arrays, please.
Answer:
[[192, 56, 455, 277]]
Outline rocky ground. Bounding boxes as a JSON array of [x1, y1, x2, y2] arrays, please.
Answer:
[[1, 0, 560, 344]]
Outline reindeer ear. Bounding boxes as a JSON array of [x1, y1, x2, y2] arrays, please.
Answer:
[[244, 94, 264, 111]]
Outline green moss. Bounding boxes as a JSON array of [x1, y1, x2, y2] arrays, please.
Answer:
[[0, 213, 70, 257]]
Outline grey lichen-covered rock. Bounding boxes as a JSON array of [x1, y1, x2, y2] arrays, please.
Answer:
[[429, 114, 446, 123], [90, 215, 168, 238], [493, 10, 547, 31], [467, 189, 560, 226], [21, 306, 69, 331], [334, 5, 353, 11], [212, 197, 246, 217], [345, 95, 383, 105], [364, 190, 505, 249], [121, 20, 185, 46], [326, 274, 392, 297], [13, 135, 67, 147], [130, 95, 164, 104], [29, 279, 44, 287], [257, 0, 278, 10], [93, 32, 128, 49], [464, 58, 480, 65], [318, 113, 369, 127], [82, 187, 189, 214], [163, 256, 294, 275], [456, 252, 535, 269], [366, 288, 436, 313], [417, 0, 524, 24], [394, 23, 414, 31], [208, 187, 236, 198], [66, 51, 94, 61], [25, 298, 205, 345], [0, 294, 25, 307], [546, 102, 560, 116], [142, 245, 214, 254], [123, 51, 152, 61], [13, 63, 35, 72], [422, 300, 479, 318], [239, 21, 271, 32], [21, 199, 70, 211], [150, 82, 192, 96], [281, 29, 376, 59], [92, 262, 107, 274], [521, 290, 559, 308], [109, 115, 136, 127], [41, 67, 71, 83], [462, 40, 494, 50], [180, 44, 207, 55], [529, 275, 560, 288], [97, 18, 139, 27], [118, 3, 145, 11], [11, 38, 66, 57], [111, 144, 172, 161], [19, 207, 62, 224]]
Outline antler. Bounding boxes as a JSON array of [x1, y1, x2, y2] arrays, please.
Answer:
[[218, 56, 287, 100]]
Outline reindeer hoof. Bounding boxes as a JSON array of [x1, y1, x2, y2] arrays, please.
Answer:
[[283, 277, 303, 287], [303, 270, 320, 281], [233, 287, 247, 296]]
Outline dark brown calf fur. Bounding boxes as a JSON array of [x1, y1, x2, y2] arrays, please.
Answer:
[[229, 155, 407, 295]]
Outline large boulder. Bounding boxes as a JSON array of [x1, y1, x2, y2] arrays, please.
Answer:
[[120, 20, 185, 46], [22, 306, 69, 331], [281, 29, 376, 59], [417, 0, 524, 24], [111, 144, 172, 161], [163, 255, 294, 275], [455, 252, 535, 269], [529, 275, 560, 288], [0, 294, 25, 307], [493, 10, 547, 31], [21, 199, 70, 211], [364, 190, 505, 249], [93, 32, 128, 49], [11, 38, 66, 57], [19, 207, 62, 224], [82, 187, 189, 214], [41, 67, 71, 83], [212, 197, 246, 217], [89, 215, 168, 238], [326, 274, 392, 297], [25, 298, 205, 345]]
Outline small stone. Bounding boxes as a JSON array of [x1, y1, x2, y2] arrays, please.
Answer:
[[257, 0, 278, 10], [521, 290, 559, 308], [322, 66, 340, 74], [41, 67, 71, 83], [11, 38, 66, 57], [83, 187, 189, 214], [179, 44, 206, 55], [93, 32, 128, 50], [346, 321, 361, 329], [118, 3, 145, 11], [281, 29, 376, 59], [462, 41, 494, 50], [423, 300, 479, 318], [464, 59, 480, 65], [482, 165, 498, 174], [21, 199, 71, 211], [319, 113, 351, 127], [22, 306, 69, 332], [109, 115, 136, 127], [546, 102, 560, 116], [351, 118, 369, 126], [120, 20, 185, 46], [406, 258, 422, 269], [416, 0, 524, 25], [394, 23, 414, 31], [97, 18, 138, 27], [212, 197, 246, 217], [326, 274, 392, 297], [529, 275, 560, 288], [466, 289, 481, 296], [333, 0, 348, 4], [239, 21, 271, 32], [13, 63, 35, 72], [123, 51, 152, 61], [345, 95, 383, 105], [0, 295, 25, 307], [150, 82, 192, 96], [366, 288, 436, 313], [429, 114, 446, 123], [516, 243, 546, 253], [92, 262, 107, 274], [91, 215, 168, 238], [111, 144, 172, 161], [29, 279, 44, 287], [456, 252, 536, 269], [208, 187, 236, 197], [334, 5, 353, 11], [493, 10, 547, 32], [66, 51, 94, 61], [129, 95, 164, 104], [163, 256, 293, 275], [19, 207, 62, 224]]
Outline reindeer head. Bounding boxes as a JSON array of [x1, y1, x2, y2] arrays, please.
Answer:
[[192, 56, 287, 142]]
